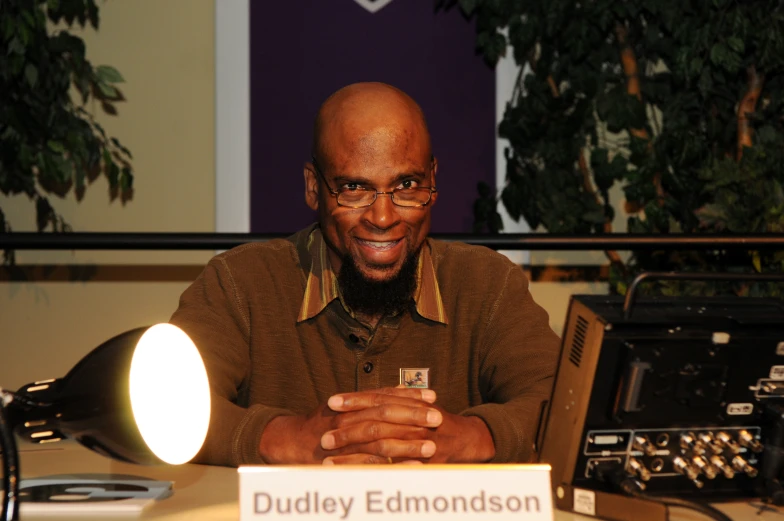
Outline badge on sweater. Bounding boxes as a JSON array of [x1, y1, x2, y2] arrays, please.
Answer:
[[400, 368, 429, 388]]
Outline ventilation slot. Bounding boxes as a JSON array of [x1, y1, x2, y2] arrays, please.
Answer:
[[569, 315, 589, 368]]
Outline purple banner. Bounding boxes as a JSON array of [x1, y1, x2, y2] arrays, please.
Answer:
[[249, 0, 495, 233]]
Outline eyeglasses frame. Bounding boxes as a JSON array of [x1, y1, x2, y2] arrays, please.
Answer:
[[309, 156, 438, 209]]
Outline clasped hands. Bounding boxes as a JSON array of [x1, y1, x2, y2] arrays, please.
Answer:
[[258, 387, 495, 465]]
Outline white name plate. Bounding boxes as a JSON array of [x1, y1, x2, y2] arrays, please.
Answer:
[[238, 464, 553, 521]]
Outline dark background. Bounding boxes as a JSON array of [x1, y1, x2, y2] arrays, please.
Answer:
[[249, 0, 495, 233]]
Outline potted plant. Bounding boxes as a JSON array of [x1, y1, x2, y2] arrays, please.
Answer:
[[443, 0, 784, 296], [0, 0, 132, 264]]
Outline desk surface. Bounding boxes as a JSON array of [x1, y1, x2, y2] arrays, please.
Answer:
[[17, 442, 783, 521]]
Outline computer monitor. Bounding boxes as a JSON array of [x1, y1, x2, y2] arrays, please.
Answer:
[[537, 294, 784, 521]]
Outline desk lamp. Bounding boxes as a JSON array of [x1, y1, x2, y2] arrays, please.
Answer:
[[0, 323, 211, 521]]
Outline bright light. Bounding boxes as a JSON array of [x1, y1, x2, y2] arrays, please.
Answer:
[[129, 324, 211, 464]]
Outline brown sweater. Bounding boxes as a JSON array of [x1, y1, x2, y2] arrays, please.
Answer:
[[170, 225, 560, 467]]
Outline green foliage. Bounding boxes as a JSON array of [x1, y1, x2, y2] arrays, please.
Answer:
[[441, 0, 784, 297], [0, 0, 133, 263]]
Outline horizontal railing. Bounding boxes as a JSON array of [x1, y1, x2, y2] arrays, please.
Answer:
[[3, 233, 784, 250]]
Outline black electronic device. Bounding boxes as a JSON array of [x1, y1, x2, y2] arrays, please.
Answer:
[[538, 281, 784, 521]]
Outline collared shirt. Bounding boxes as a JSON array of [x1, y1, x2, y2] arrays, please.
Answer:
[[170, 224, 559, 467], [297, 227, 447, 324]]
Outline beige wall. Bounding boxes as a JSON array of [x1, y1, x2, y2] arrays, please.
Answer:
[[0, 0, 216, 389], [0, 0, 607, 391]]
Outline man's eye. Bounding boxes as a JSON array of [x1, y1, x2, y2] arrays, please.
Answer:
[[397, 179, 419, 190], [340, 183, 362, 191]]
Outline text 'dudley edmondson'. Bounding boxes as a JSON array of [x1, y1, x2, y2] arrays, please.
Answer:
[[239, 466, 554, 521]]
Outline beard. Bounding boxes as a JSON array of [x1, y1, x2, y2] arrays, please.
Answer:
[[338, 249, 419, 319]]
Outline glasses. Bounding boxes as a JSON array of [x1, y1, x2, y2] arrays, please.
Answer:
[[311, 157, 437, 209]]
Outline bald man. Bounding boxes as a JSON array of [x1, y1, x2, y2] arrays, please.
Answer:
[[170, 83, 560, 466]]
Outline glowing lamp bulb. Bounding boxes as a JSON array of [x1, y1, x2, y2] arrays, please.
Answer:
[[129, 324, 210, 464]]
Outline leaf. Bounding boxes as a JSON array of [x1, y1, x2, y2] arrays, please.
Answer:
[[477, 30, 507, 66], [75, 163, 86, 191], [120, 167, 133, 191], [501, 180, 524, 221], [47, 140, 65, 154], [7, 37, 24, 55], [709, 43, 727, 66], [21, 10, 36, 28], [87, 0, 99, 28], [457, 0, 479, 15], [107, 161, 120, 188], [582, 209, 606, 224], [101, 101, 118, 115], [698, 68, 712, 96], [590, 148, 608, 168], [752, 251, 762, 272], [709, 41, 741, 72], [35, 196, 54, 232], [727, 36, 744, 54], [694, 203, 728, 228], [24, 64, 38, 88], [95, 65, 125, 83], [756, 125, 778, 145], [97, 81, 119, 99]]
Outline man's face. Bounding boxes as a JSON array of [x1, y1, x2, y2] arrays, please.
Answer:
[[305, 122, 437, 283]]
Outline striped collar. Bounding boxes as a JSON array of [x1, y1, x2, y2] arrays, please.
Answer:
[[297, 227, 447, 324]]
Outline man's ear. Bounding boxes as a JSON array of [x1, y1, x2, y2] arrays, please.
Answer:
[[429, 156, 438, 207], [304, 163, 319, 211]]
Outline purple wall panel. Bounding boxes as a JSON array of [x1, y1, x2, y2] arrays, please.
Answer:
[[249, 0, 495, 233]]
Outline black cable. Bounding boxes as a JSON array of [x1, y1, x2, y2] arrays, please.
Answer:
[[619, 479, 733, 521], [0, 391, 20, 521], [594, 462, 733, 521]]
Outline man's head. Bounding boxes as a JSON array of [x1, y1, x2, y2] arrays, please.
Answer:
[[305, 83, 438, 314]]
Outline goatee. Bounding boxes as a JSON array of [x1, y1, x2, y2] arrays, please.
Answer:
[[338, 251, 419, 319]]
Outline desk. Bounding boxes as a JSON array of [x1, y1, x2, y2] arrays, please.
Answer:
[[17, 442, 783, 521]]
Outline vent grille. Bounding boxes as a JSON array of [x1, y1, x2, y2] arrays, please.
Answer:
[[569, 315, 589, 367]]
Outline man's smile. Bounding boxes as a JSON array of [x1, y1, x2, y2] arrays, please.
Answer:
[[355, 238, 402, 250], [353, 237, 406, 267]]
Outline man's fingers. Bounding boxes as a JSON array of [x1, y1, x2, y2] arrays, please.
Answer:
[[322, 454, 425, 465], [327, 389, 437, 412], [321, 421, 430, 450], [373, 387, 437, 403], [323, 437, 437, 461], [332, 403, 442, 429], [323, 454, 389, 465]]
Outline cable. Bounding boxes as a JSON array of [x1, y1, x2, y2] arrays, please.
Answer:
[[0, 389, 20, 521], [619, 478, 733, 521], [593, 461, 732, 521]]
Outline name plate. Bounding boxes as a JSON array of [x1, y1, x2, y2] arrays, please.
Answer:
[[238, 464, 553, 521]]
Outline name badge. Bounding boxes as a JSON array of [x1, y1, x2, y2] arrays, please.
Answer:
[[238, 465, 553, 521]]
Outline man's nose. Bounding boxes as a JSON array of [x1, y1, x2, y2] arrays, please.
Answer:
[[363, 192, 401, 230]]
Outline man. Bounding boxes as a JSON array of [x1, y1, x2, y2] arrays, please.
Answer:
[[170, 82, 560, 467]]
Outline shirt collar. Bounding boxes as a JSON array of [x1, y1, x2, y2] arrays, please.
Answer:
[[297, 228, 447, 324]]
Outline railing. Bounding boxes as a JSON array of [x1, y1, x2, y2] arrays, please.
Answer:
[[3, 232, 784, 250], [3, 233, 783, 283]]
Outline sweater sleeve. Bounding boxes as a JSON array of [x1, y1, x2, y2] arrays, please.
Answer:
[[169, 256, 294, 467], [459, 265, 560, 463]]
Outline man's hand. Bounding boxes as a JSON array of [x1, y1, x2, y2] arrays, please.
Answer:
[[324, 395, 496, 465], [258, 387, 440, 464]]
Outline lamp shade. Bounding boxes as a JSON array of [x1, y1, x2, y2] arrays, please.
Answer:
[[12, 324, 210, 465]]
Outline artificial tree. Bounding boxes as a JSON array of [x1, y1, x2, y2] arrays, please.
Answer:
[[0, 0, 132, 263], [444, 0, 784, 296]]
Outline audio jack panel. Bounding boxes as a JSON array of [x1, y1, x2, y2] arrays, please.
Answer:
[[582, 427, 763, 493]]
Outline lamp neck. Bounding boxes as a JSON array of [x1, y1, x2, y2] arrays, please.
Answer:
[[0, 390, 21, 520]]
